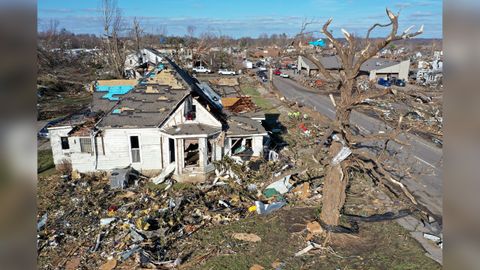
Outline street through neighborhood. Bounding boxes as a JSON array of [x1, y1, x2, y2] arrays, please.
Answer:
[[273, 76, 443, 219]]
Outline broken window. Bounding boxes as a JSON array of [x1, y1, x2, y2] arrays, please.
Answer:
[[207, 140, 213, 163], [231, 138, 244, 155], [184, 96, 196, 121], [79, 138, 92, 153], [184, 139, 199, 167], [245, 138, 252, 150], [61, 137, 70, 150], [169, 138, 175, 163], [130, 136, 141, 163]]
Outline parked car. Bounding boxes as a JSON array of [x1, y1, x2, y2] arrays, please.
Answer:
[[378, 78, 392, 87], [38, 126, 50, 138], [192, 66, 211, 73], [256, 70, 266, 76], [273, 69, 281, 76], [279, 73, 289, 78], [218, 69, 236, 75], [258, 66, 267, 71], [392, 78, 406, 87]]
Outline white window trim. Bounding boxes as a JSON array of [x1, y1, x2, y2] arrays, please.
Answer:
[[129, 135, 142, 164]]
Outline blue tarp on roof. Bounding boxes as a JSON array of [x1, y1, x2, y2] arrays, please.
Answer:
[[95, 85, 135, 101], [309, 39, 326, 47]]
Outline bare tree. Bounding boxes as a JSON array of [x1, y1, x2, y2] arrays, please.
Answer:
[[131, 17, 143, 53], [294, 9, 423, 228], [100, 0, 127, 78]]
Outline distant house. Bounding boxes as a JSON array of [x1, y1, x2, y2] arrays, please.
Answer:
[[49, 57, 267, 182], [416, 59, 443, 85], [297, 55, 410, 81], [250, 47, 281, 58], [243, 60, 253, 69], [124, 48, 164, 78]]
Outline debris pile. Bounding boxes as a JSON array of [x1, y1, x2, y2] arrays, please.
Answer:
[[37, 148, 326, 269], [209, 77, 239, 87], [358, 86, 443, 146], [222, 96, 257, 113]]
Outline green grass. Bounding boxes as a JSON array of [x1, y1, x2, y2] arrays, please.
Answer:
[[240, 86, 278, 112], [38, 149, 54, 174], [186, 207, 441, 270]]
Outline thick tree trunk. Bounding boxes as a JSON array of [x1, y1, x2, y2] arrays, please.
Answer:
[[320, 140, 348, 226]]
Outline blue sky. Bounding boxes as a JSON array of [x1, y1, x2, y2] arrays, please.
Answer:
[[38, 0, 442, 38]]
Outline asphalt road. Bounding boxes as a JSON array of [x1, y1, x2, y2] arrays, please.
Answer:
[[273, 76, 443, 219]]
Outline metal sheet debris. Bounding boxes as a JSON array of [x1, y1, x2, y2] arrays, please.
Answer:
[[152, 162, 176, 184], [332, 146, 352, 165], [265, 175, 292, 196], [294, 241, 322, 256], [255, 201, 286, 215]]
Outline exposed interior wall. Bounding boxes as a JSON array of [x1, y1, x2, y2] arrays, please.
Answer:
[[226, 135, 265, 157]]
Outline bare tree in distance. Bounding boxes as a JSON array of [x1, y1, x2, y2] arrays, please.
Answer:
[[100, 0, 127, 78], [131, 17, 143, 53], [292, 9, 424, 229]]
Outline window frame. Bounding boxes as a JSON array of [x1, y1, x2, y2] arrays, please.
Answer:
[[129, 135, 141, 163], [60, 136, 70, 150], [79, 137, 92, 154]]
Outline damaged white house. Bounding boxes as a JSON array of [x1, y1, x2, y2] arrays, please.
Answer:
[[124, 48, 164, 79], [49, 57, 268, 182]]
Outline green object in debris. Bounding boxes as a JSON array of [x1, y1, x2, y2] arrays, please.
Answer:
[[233, 145, 246, 155], [263, 188, 280, 198]]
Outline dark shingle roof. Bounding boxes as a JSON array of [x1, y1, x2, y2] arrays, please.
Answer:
[[97, 85, 189, 128], [227, 116, 267, 136], [163, 123, 221, 136]]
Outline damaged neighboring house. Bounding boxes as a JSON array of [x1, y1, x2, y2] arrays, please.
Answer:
[[297, 55, 410, 81], [48, 57, 267, 182], [416, 56, 443, 86], [124, 48, 164, 79]]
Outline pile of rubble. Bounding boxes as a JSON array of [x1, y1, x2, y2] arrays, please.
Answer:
[[37, 147, 326, 269], [296, 76, 330, 92], [359, 86, 443, 146], [209, 77, 239, 87]]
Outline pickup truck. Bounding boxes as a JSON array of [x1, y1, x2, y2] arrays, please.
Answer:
[[192, 66, 211, 73], [378, 78, 392, 87], [218, 69, 236, 75]]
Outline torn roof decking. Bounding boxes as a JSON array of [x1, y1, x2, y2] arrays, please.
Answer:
[[91, 58, 265, 134], [68, 118, 97, 136]]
